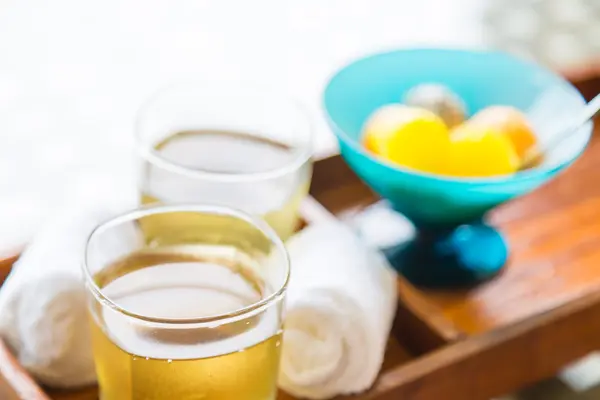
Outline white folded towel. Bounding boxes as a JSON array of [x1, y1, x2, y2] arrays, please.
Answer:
[[0, 208, 111, 387], [279, 221, 398, 399], [0, 175, 135, 388]]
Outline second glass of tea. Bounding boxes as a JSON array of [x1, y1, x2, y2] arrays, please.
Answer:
[[136, 83, 313, 241], [84, 204, 289, 400]]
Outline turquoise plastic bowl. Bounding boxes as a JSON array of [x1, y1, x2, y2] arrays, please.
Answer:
[[323, 49, 592, 287]]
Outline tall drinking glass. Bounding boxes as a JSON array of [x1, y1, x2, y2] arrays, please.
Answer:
[[136, 83, 313, 241], [83, 204, 290, 400]]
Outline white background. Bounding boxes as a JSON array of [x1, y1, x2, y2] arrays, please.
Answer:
[[0, 0, 483, 252]]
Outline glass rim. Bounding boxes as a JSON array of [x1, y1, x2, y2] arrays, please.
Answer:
[[134, 82, 314, 183], [82, 203, 291, 325]]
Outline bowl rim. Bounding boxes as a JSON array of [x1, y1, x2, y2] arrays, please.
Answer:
[[322, 47, 593, 185]]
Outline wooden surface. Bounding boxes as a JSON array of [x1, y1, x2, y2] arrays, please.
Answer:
[[0, 78, 598, 399], [357, 284, 600, 400]]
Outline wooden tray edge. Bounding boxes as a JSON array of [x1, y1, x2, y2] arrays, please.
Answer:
[[0, 338, 50, 400], [367, 286, 600, 400]]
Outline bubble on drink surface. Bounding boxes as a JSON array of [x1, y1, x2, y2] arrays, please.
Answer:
[[404, 83, 467, 128]]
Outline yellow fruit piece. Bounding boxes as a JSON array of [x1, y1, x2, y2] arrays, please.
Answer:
[[362, 105, 450, 173], [443, 124, 520, 177], [470, 105, 537, 160]]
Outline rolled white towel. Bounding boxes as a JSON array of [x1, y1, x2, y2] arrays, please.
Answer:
[[279, 221, 398, 399], [0, 174, 135, 388]]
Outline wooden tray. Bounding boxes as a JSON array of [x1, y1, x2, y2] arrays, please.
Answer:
[[1, 78, 599, 400]]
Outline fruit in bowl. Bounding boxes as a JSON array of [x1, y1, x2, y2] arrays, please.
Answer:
[[362, 105, 449, 174], [469, 105, 538, 160], [404, 83, 467, 128], [362, 84, 539, 178], [445, 123, 520, 177], [323, 49, 592, 287]]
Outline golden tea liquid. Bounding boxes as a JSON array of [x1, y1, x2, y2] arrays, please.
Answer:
[[90, 246, 282, 400], [140, 130, 311, 240]]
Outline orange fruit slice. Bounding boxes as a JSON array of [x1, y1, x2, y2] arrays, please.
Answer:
[[469, 105, 537, 161]]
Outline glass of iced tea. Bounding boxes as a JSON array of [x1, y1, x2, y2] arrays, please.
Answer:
[[83, 204, 289, 400], [136, 83, 313, 241]]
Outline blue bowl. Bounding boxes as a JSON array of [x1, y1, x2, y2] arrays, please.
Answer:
[[323, 49, 592, 287]]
